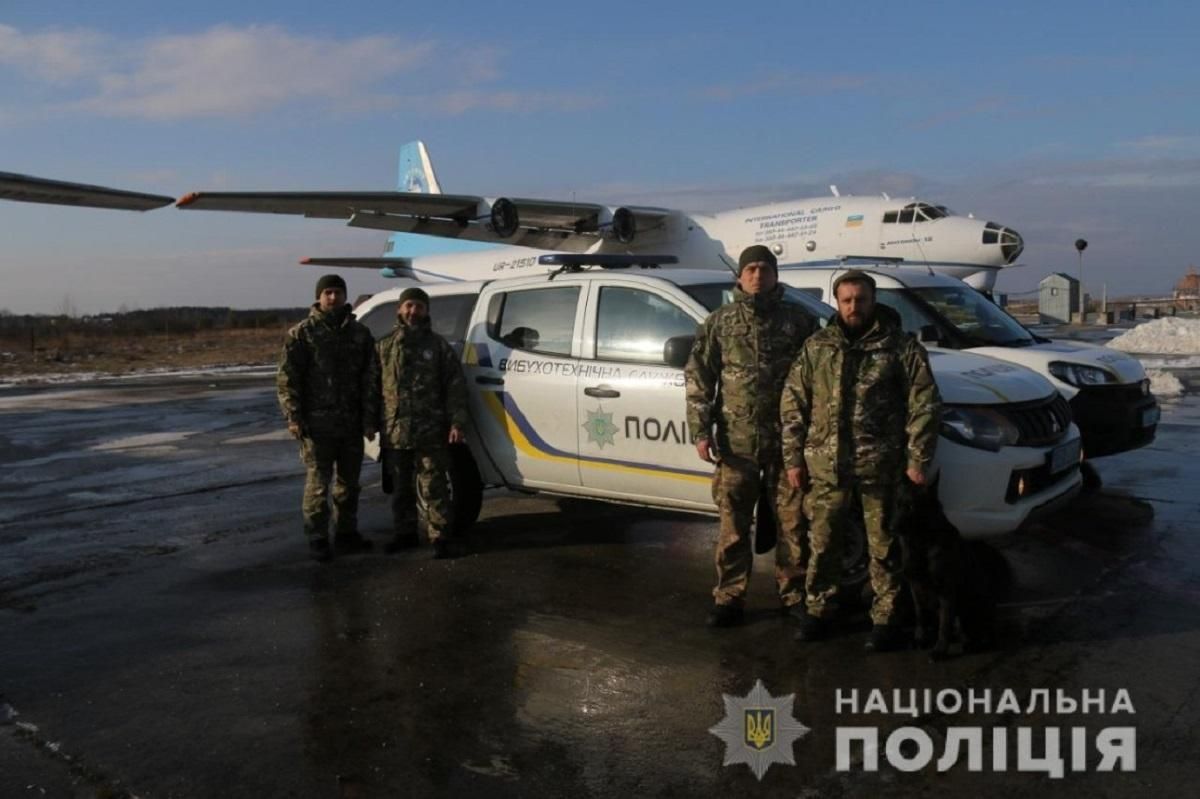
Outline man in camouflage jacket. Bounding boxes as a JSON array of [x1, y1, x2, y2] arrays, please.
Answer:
[[277, 274, 381, 562], [685, 245, 819, 627], [377, 287, 470, 558], [781, 270, 941, 651]]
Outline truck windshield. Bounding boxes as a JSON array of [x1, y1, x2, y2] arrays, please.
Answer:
[[907, 285, 1035, 346]]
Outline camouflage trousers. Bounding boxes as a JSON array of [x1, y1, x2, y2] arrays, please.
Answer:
[[299, 434, 364, 540], [711, 452, 808, 607], [805, 479, 904, 625], [383, 447, 453, 542]]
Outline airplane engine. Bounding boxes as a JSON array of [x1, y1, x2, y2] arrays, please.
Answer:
[[611, 207, 637, 244], [490, 197, 519, 238]]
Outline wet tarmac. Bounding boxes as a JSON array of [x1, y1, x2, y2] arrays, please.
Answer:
[[2, 371, 1199, 797]]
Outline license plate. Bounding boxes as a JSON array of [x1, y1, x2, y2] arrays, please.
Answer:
[[1049, 439, 1081, 474], [1141, 406, 1160, 428]]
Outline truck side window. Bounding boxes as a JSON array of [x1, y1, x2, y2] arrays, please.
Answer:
[[359, 301, 398, 340], [427, 294, 474, 345], [595, 287, 696, 364], [493, 286, 580, 356]]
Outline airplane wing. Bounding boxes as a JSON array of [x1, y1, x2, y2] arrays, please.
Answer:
[[300, 256, 419, 280], [0, 172, 174, 211], [177, 190, 680, 252], [299, 257, 413, 269]]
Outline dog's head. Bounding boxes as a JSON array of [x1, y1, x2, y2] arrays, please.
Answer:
[[898, 476, 958, 544]]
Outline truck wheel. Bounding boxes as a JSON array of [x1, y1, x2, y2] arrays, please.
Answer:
[[449, 445, 483, 534]]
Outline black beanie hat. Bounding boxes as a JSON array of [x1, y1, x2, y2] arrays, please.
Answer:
[[737, 245, 778, 274], [315, 274, 347, 299], [398, 287, 430, 307]]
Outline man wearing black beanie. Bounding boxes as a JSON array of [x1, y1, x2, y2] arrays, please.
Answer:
[[685, 245, 816, 627], [277, 274, 381, 562]]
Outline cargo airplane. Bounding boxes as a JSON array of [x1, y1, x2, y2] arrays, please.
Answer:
[[8, 144, 1024, 291]]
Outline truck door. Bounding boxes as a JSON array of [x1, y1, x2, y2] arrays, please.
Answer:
[[464, 283, 584, 491], [575, 283, 714, 511]]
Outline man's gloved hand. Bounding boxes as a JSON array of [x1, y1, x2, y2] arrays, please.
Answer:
[[287, 421, 304, 439]]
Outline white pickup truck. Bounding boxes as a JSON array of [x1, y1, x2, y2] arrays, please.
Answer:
[[355, 258, 1082, 548], [774, 265, 1159, 461]]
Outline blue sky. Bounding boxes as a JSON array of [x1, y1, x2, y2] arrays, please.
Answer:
[[2, 0, 1198, 313]]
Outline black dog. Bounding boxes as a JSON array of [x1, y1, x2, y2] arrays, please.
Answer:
[[898, 482, 1012, 660]]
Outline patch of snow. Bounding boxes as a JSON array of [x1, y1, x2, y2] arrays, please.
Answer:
[[1136, 355, 1200, 369], [1147, 369, 1185, 398], [91, 432, 192, 451], [1108, 317, 1200, 354]]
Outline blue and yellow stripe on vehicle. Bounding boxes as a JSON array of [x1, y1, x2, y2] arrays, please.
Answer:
[[480, 391, 712, 484]]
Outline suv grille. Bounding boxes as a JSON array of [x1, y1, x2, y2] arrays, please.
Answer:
[[998, 394, 1073, 447]]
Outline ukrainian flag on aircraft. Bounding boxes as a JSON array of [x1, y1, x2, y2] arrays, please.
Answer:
[[845, 214, 864, 228]]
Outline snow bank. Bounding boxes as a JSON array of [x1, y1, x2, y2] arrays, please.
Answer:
[[1147, 369, 1185, 398], [1108, 317, 1200, 354]]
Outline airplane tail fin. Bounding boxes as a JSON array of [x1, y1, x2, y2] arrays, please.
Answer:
[[397, 140, 441, 194], [384, 140, 493, 267]]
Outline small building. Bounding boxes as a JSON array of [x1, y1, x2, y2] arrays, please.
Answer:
[[1039, 273, 1080, 324], [1175, 267, 1200, 301]]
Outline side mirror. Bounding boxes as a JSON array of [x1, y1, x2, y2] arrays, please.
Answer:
[[663, 335, 695, 368], [918, 324, 941, 344]]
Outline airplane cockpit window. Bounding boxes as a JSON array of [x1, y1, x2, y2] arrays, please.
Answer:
[[885, 203, 948, 223], [914, 203, 947, 221]]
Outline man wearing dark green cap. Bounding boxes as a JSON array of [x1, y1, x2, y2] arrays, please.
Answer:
[[278, 274, 381, 562], [376, 286, 469, 558], [685, 245, 818, 627]]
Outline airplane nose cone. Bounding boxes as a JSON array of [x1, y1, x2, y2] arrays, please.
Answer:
[[983, 222, 1024, 264], [1000, 227, 1024, 264]]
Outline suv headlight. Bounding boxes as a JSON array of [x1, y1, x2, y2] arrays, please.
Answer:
[[1048, 361, 1116, 387], [940, 406, 1021, 452]]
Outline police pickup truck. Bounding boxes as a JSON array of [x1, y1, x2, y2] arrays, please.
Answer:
[[355, 256, 1082, 546], [774, 265, 1159, 461]]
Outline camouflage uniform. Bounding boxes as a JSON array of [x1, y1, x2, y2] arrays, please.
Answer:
[[780, 304, 941, 625], [277, 304, 380, 542], [377, 317, 469, 543], [685, 283, 818, 608]]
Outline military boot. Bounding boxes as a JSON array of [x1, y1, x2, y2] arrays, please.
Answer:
[[864, 624, 907, 653], [431, 538, 461, 560], [794, 612, 830, 642], [706, 603, 744, 628], [308, 537, 333, 563], [334, 532, 374, 555], [384, 533, 420, 554]]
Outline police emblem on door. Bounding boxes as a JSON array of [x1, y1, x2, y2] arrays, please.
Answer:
[[745, 709, 774, 750]]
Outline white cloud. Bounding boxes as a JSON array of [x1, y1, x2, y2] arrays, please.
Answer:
[[1118, 135, 1200, 154], [0, 24, 107, 82], [2, 24, 578, 121], [71, 25, 433, 119]]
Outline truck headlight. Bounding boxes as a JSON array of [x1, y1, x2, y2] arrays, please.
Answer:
[[1048, 361, 1116, 387], [940, 406, 1021, 452]]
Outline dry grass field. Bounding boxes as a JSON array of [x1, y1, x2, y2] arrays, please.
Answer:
[[0, 326, 288, 382]]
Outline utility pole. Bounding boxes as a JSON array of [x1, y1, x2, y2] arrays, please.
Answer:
[[1075, 239, 1089, 323]]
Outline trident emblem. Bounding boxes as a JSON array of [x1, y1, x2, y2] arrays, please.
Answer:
[[744, 709, 774, 750]]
